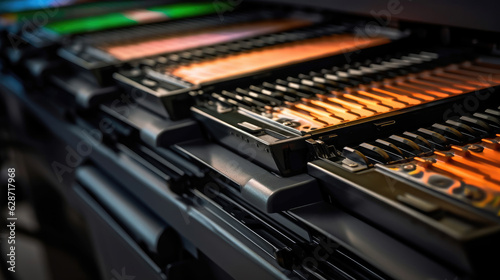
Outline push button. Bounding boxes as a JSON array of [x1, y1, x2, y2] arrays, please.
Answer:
[[237, 122, 263, 133], [142, 79, 157, 87], [397, 193, 440, 214]]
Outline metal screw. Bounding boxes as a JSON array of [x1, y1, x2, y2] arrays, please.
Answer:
[[463, 187, 473, 199], [468, 145, 483, 153], [346, 162, 358, 168], [402, 164, 416, 172]]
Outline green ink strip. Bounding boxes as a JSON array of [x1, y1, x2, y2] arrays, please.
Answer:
[[1, 2, 143, 25], [44, 2, 220, 35]]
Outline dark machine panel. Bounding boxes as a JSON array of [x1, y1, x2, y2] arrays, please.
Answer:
[[1, 1, 499, 280]]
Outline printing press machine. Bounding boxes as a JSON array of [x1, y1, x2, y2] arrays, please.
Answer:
[[1, 0, 500, 279]]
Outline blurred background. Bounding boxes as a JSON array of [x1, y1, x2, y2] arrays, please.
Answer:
[[1, 2, 115, 279], [1, 75, 98, 280], [2, 1, 500, 280]]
